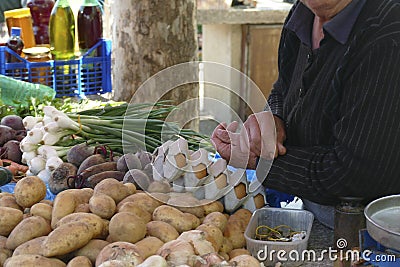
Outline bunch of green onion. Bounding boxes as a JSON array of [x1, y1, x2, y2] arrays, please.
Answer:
[[19, 102, 211, 181]]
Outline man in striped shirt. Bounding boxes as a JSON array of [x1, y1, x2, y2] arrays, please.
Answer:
[[212, 0, 400, 228]]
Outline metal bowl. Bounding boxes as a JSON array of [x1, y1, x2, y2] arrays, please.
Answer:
[[364, 195, 400, 251]]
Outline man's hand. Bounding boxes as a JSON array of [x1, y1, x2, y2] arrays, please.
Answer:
[[274, 115, 287, 158], [242, 111, 277, 159], [211, 112, 286, 170], [211, 121, 258, 169]]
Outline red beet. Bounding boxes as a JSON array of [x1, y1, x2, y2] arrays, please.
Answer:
[[1, 115, 24, 131], [2, 140, 22, 163]]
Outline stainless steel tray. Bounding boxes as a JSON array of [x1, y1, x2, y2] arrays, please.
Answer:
[[364, 195, 400, 251]]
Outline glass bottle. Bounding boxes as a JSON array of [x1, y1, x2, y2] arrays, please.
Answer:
[[49, 0, 75, 60], [334, 197, 365, 265], [77, 0, 103, 54], [334, 197, 366, 250], [6, 27, 24, 62], [27, 0, 55, 45]]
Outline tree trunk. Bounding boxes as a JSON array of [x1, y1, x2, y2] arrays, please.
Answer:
[[111, 0, 199, 112]]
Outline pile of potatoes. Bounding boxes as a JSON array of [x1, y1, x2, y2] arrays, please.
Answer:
[[0, 176, 261, 267]]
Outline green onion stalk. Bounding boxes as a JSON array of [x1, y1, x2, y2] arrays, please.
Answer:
[[51, 102, 212, 155]]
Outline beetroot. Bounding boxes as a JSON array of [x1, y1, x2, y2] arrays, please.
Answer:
[[1, 115, 24, 131], [66, 143, 95, 167], [0, 125, 16, 146], [2, 140, 22, 163]]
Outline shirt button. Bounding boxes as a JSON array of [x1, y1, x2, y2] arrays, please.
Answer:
[[307, 53, 312, 63]]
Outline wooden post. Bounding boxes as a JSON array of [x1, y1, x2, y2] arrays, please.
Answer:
[[111, 0, 199, 121]]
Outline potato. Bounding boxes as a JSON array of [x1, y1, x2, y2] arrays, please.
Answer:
[[196, 224, 224, 252], [118, 202, 151, 223], [147, 181, 171, 193], [219, 237, 234, 254], [229, 209, 252, 226], [223, 221, 246, 249], [0, 195, 23, 210], [152, 205, 200, 233], [124, 183, 136, 195], [94, 178, 131, 203], [0, 236, 8, 249], [30, 203, 52, 221], [137, 255, 167, 267], [72, 188, 93, 204], [0, 207, 23, 236], [253, 193, 266, 209], [168, 195, 204, 218], [0, 236, 12, 267], [101, 219, 110, 239], [39, 199, 53, 206], [117, 193, 162, 214], [146, 221, 179, 243], [202, 212, 228, 231], [73, 239, 110, 264], [42, 222, 94, 257], [135, 236, 164, 259], [51, 191, 77, 229], [66, 256, 92, 267], [178, 230, 215, 255], [228, 248, 251, 259], [149, 193, 170, 203], [200, 200, 224, 215], [108, 212, 146, 243], [74, 203, 90, 213], [0, 193, 13, 198], [50, 188, 94, 229], [12, 236, 46, 256], [4, 254, 66, 267], [156, 239, 195, 266], [14, 176, 47, 208], [95, 242, 143, 267], [98, 260, 130, 267], [234, 183, 247, 199], [219, 252, 229, 261], [229, 254, 260, 266], [0, 247, 12, 267], [6, 216, 51, 250], [55, 213, 105, 239], [222, 209, 252, 250], [89, 194, 116, 219]]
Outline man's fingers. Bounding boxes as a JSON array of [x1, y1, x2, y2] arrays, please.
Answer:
[[210, 135, 231, 160], [256, 112, 276, 159], [226, 121, 239, 132], [216, 129, 231, 143], [278, 143, 287, 155], [213, 121, 239, 144], [243, 115, 262, 155], [211, 122, 227, 139], [273, 142, 287, 158]]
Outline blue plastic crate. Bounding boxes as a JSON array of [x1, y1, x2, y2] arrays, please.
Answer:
[[0, 39, 112, 98]]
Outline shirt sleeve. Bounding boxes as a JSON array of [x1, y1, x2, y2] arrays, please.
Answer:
[[262, 39, 400, 205]]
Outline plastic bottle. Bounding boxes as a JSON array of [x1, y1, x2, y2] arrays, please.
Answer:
[[27, 0, 55, 45], [6, 27, 24, 62], [77, 0, 103, 54], [49, 0, 75, 60]]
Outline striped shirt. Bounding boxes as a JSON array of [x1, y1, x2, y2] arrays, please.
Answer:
[[263, 0, 400, 205]]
